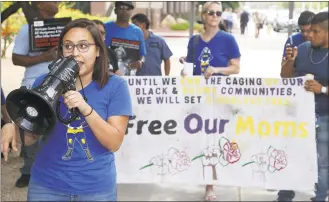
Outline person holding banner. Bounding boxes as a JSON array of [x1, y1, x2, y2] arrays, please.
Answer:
[[11, 2, 59, 188], [281, 11, 315, 64], [182, 1, 241, 201], [275, 10, 315, 202], [280, 12, 328, 202], [2, 18, 132, 201]]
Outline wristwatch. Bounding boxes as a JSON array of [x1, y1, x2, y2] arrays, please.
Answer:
[[321, 86, 327, 94]]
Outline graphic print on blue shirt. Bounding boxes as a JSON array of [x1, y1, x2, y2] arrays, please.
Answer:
[[186, 31, 241, 76], [198, 47, 214, 73], [61, 110, 93, 161]]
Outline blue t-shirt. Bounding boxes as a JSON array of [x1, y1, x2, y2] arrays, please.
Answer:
[[186, 31, 241, 76], [294, 41, 329, 116], [104, 21, 146, 57], [136, 31, 173, 76], [1, 88, 5, 105], [282, 32, 306, 57], [13, 24, 51, 88], [30, 74, 133, 194]]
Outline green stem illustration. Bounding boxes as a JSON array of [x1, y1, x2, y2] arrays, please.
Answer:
[[139, 163, 154, 170], [191, 154, 204, 161], [242, 161, 256, 167]]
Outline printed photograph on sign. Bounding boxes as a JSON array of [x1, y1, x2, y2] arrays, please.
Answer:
[[29, 17, 71, 52], [110, 38, 140, 76]]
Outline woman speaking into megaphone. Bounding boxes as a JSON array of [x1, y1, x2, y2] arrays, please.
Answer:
[[1, 18, 133, 201]]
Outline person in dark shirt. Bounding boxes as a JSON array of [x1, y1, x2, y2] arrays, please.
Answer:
[[280, 12, 329, 202], [281, 11, 315, 61], [240, 10, 249, 35]]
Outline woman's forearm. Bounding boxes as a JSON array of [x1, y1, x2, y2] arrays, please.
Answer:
[[213, 65, 240, 75], [85, 108, 125, 152]]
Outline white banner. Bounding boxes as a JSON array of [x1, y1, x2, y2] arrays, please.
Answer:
[[116, 76, 317, 190]]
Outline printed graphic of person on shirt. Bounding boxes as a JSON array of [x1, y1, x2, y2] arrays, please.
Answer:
[[199, 47, 214, 73], [62, 111, 93, 162], [104, 1, 146, 76]]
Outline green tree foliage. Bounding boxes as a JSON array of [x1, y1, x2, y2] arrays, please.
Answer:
[[1, 2, 27, 58]]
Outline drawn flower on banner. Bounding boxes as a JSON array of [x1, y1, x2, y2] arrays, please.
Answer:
[[268, 147, 287, 173], [250, 153, 269, 173], [149, 155, 170, 176], [139, 147, 192, 176], [191, 137, 241, 167], [168, 148, 191, 174], [218, 137, 241, 166], [222, 140, 241, 164], [242, 146, 288, 174], [201, 145, 221, 166]]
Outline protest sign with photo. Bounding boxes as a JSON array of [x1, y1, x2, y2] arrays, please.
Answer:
[[29, 17, 71, 52], [110, 38, 140, 76]]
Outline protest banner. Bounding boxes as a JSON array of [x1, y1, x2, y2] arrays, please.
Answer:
[[116, 76, 317, 190], [29, 17, 71, 52]]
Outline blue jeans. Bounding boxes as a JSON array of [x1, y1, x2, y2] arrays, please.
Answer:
[[278, 115, 329, 201], [312, 115, 329, 201], [27, 180, 117, 201]]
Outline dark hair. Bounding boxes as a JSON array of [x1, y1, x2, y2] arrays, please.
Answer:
[[298, 11, 315, 26], [131, 13, 150, 29], [57, 18, 109, 88], [310, 11, 329, 31], [92, 19, 105, 29]]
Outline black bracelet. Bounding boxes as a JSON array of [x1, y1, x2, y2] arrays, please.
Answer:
[[84, 107, 93, 117]]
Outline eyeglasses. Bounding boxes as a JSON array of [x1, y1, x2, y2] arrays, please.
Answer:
[[207, 10, 222, 17], [62, 42, 96, 53]]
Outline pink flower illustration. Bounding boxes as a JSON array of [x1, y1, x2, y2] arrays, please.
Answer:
[[222, 142, 241, 164], [219, 137, 241, 166], [168, 148, 191, 174], [268, 149, 287, 173]]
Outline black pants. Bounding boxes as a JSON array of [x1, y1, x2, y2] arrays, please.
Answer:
[[277, 190, 295, 201], [240, 23, 247, 34]]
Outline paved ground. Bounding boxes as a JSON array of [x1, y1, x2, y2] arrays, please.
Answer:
[[1, 25, 316, 201]]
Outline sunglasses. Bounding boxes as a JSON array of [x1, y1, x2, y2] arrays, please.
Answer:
[[117, 5, 132, 11], [207, 10, 222, 17]]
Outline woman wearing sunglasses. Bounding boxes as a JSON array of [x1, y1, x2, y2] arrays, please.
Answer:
[[182, 1, 241, 201]]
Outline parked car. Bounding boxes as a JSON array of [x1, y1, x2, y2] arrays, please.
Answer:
[[273, 11, 299, 32]]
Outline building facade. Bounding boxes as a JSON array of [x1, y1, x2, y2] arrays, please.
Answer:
[[74, 1, 193, 29]]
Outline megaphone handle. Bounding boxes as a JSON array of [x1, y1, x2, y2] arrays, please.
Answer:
[[56, 102, 80, 125]]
